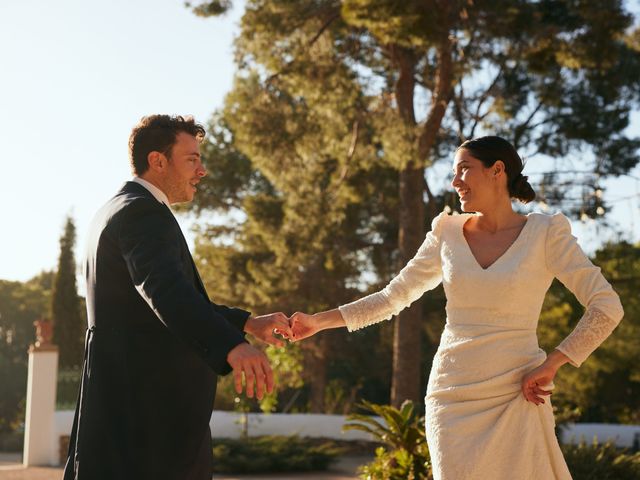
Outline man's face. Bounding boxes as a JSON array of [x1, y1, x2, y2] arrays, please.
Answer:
[[163, 132, 206, 204]]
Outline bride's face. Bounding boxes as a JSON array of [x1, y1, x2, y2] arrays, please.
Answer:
[[451, 149, 503, 212]]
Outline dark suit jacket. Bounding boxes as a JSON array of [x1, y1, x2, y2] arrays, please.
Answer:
[[63, 181, 250, 480]]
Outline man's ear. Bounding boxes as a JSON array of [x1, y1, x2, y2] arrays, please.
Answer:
[[147, 151, 165, 172]]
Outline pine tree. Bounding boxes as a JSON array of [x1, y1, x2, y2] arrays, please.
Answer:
[[190, 0, 640, 406], [51, 216, 84, 368]]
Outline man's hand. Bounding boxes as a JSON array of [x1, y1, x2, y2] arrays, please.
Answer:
[[227, 343, 273, 399], [289, 312, 321, 342], [244, 312, 292, 348]]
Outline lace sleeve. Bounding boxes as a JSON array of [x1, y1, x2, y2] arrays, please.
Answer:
[[338, 211, 447, 332], [545, 214, 624, 367], [556, 306, 620, 367]]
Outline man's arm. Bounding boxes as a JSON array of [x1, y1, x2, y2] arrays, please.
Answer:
[[118, 199, 247, 375], [210, 303, 251, 334]]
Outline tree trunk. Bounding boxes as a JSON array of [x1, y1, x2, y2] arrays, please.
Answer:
[[392, 164, 426, 407], [389, 20, 454, 405], [390, 46, 424, 407], [303, 335, 327, 412]]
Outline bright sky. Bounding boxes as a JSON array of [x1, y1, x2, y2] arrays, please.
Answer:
[[0, 0, 244, 283], [0, 0, 639, 286]]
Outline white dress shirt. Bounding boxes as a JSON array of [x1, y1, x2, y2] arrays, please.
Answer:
[[132, 177, 171, 209]]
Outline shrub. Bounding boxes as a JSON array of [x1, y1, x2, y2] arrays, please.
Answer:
[[344, 400, 432, 480], [211, 435, 341, 473], [0, 431, 23, 452], [562, 440, 640, 480]]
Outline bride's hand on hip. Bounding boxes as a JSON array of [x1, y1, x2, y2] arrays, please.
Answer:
[[521, 363, 555, 406], [521, 350, 569, 405]]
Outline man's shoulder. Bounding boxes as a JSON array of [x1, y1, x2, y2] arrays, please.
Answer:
[[107, 182, 162, 212], [90, 182, 167, 231]]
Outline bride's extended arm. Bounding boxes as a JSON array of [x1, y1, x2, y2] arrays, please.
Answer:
[[290, 309, 345, 341], [338, 211, 447, 332], [290, 211, 448, 340]]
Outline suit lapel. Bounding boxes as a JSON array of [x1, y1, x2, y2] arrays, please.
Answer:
[[159, 204, 211, 302]]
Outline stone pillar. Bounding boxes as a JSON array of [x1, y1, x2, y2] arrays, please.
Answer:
[[23, 318, 59, 466]]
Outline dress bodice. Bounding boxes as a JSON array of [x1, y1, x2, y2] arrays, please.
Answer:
[[339, 210, 624, 367], [441, 213, 550, 330]]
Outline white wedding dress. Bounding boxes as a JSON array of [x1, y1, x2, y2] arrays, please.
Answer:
[[338, 211, 624, 480]]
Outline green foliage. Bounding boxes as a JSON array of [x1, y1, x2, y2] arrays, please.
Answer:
[[0, 273, 52, 433], [187, 0, 232, 17], [211, 435, 341, 473], [0, 431, 23, 452], [562, 440, 640, 480], [192, 108, 399, 411], [361, 445, 433, 480], [51, 216, 84, 368], [344, 400, 432, 479], [345, 402, 640, 479], [258, 343, 305, 413], [189, 0, 640, 410], [56, 366, 82, 410], [192, 0, 640, 213]]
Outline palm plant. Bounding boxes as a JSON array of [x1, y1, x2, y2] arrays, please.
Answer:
[[344, 400, 432, 479]]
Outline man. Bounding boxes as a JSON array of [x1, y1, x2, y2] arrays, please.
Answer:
[[63, 115, 290, 480]]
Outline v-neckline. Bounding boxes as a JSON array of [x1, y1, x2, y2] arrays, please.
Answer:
[[460, 213, 532, 271]]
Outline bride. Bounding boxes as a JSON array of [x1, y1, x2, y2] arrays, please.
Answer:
[[287, 136, 624, 479]]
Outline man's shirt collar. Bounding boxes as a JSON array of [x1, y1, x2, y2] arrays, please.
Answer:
[[132, 177, 171, 208]]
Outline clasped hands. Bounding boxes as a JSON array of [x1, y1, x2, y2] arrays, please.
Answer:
[[226, 311, 318, 400]]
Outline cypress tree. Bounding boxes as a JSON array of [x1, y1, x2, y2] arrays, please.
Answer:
[[51, 216, 84, 368]]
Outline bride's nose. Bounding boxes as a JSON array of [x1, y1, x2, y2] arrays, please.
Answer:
[[451, 173, 461, 189]]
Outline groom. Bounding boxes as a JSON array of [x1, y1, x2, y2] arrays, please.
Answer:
[[63, 115, 290, 480]]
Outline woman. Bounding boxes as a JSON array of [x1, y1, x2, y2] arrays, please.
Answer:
[[289, 136, 624, 479]]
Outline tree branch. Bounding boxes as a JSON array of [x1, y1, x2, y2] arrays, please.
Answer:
[[513, 99, 544, 149], [418, 17, 454, 160], [453, 83, 467, 143], [469, 67, 503, 139]]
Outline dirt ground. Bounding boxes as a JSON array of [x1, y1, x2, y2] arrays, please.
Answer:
[[0, 453, 368, 480]]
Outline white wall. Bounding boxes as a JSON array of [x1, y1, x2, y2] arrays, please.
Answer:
[[54, 410, 377, 443], [561, 423, 640, 448], [55, 410, 640, 446], [52, 411, 640, 467]]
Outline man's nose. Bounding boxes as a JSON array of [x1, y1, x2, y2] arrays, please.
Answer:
[[197, 163, 207, 177]]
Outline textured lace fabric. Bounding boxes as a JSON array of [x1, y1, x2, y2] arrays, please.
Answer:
[[557, 306, 620, 367]]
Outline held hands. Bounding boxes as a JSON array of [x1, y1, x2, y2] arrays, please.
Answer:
[[246, 310, 331, 345], [232, 310, 335, 400], [288, 312, 321, 342], [244, 312, 292, 348]]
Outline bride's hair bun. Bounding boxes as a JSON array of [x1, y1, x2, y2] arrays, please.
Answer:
[[510, 173, 536, 204]]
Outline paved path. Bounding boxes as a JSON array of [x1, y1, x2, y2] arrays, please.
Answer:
[[0, 454, 367, 480]]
